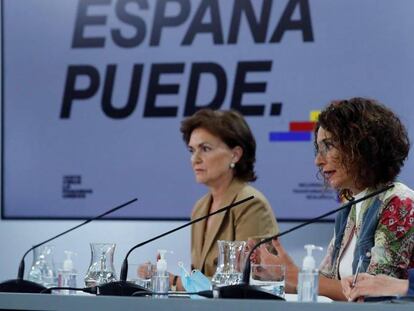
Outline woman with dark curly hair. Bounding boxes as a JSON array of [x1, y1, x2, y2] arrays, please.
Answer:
[[254, 98, 414, 300]]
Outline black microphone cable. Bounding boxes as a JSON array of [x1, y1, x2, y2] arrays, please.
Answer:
[[40, 286, 98, 294]]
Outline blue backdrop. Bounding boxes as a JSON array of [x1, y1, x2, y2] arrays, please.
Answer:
[[2, 0, 413, 220]]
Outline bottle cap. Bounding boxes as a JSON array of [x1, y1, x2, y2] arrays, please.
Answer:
[[302, 244, 323, 270], [63, 250, 76, 271], [156, 249, 168, 272]]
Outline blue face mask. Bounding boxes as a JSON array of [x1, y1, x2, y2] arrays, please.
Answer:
[[178, 262, 211, 298]]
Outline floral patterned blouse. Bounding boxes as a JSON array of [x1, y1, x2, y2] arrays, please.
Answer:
[[320, 182, 414, 279]]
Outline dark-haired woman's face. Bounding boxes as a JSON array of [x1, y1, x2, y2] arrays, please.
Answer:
[[315, 127, 361, 194], [187, 128, 239, 188]]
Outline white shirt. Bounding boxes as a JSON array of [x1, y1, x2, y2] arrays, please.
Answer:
[[338, 189, 367, 279]]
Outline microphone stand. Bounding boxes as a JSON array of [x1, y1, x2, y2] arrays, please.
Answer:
[[199, 184, 394, 299], [0, 198, 138, 293], [96, 196, 255, 296]]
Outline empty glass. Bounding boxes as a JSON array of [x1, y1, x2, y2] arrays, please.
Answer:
[[84, 243, 117, 287], [250, 264, 285, 298], [211, 240, 247, 288]]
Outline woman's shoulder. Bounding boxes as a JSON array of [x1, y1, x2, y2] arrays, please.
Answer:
[[237, 183, 270, 203], [376, 182, 414, 219], [233, 183, 278, 230], [191, 193, 211, 218], [382, 182, 414, 203]]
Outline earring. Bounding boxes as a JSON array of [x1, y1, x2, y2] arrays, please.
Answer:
[[230, 162, 235, 169]]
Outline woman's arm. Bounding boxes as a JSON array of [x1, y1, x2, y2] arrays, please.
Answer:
[[318, 274, 347, 300], [368, 196, 414, 277], [169, 274, 185, 291]]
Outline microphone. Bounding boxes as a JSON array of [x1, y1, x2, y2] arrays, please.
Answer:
[[96, 195, 255, 296], [0, 198, 138, 293], [204, 184, 395, 300]]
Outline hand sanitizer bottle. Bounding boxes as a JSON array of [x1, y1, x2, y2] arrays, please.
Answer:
[[152, 249, 169, 298], [297, 245, 323, 302], [58, 251, 77, 295]]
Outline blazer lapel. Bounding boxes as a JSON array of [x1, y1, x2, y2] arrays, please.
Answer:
[[199, 180, 245, 268]]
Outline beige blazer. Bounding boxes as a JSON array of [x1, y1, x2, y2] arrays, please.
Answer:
[[191, 179, 279, 277]]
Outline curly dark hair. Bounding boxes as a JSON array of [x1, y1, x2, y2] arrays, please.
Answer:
[[180, 109, 257, 182], [314, 97, 410, 197]]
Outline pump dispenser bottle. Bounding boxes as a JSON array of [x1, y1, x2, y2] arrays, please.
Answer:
[[297, 245, 323, 302], [152, 249, 170, 298], [156, 250, 168, 275], [58, 251, 77, 295]]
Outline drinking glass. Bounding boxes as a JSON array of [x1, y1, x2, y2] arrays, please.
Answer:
[[130, 262, 156, 289], [27, 245, 58, 288], [84, 243, 117, 287], [211, 240, 246, 287], [249, 264, 285, 298]]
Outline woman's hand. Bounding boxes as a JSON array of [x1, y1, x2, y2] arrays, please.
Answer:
[[340, 274, 367, 302], [246, 238, 261, 264], [341, 273, 408, 301], [137, 261, 154, 279]]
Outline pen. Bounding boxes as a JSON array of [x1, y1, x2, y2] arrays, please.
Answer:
[[351, 255, 364, 287]]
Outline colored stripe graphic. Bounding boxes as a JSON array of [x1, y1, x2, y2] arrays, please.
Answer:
[[310, 111, 320, 122], [289, 121, 316, 132], [269, 132, 311, 142], [269, 110, 319, 142]]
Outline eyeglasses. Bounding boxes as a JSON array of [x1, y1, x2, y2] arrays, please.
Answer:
[[315, 140, 335, 157]]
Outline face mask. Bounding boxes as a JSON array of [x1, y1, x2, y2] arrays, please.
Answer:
[[178, 262, 211, 298]]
